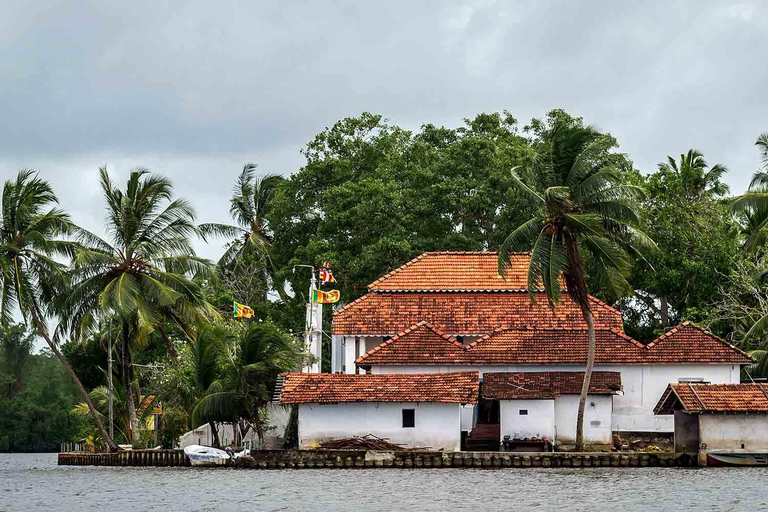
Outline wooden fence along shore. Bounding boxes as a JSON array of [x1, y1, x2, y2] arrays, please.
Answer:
[[58, 449, 697, 468]]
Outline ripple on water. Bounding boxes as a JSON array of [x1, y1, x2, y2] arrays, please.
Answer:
[[1, 453, 767, 512]]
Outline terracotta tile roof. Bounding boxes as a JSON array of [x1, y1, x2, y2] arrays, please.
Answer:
[[368, 251, 535, 291], [644, 322, 752, 364], [482, 371, 622, 400], [333, 292, 623, 335], [279, 371, 479, 405], [356, 323, 752, 366], [654, 383, 768, 414]]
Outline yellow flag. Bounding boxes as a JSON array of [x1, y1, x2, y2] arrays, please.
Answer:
[[233, 301, 254, 318]]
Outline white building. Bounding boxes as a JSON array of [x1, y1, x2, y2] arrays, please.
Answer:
[[654, 382, 768, 464], [279, 371, 479, 451], [483, 371, 621, 450], [329, 252, 751, 442]]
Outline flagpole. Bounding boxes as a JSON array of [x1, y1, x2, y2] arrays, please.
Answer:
[[293, 264, 317, 372]]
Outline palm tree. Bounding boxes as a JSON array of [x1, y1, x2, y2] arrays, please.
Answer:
[[498, 122, 654, 450], [655, 149, 729, 202], [733, 133, 768, 251], [60, 167, 216, 440], [191, 321, 308, 446], [199, 165, 287, 304], [0, 170, 119, 451]]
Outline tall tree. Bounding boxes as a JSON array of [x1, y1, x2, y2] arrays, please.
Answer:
[[498, 120, 653, 450], [0, 170, 118, 451], [60, 168, 215, 439], [626, 150, 736, 337], [199, 165, 287, 305]]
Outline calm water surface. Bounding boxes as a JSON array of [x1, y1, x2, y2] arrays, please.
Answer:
[[1, 453, 767, 512]]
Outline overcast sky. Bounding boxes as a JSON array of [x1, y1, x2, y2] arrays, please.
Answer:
[[2, 1, 767, 262]]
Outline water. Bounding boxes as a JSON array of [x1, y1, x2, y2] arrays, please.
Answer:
[[1, 453, 767, 512]]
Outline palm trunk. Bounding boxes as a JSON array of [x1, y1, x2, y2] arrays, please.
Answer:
[[660, 296, 669, 329], [122, 321, 138, 442], [575, 308, 595, 452], [28, 307, 120, 452], [208, 421, 221, 448]]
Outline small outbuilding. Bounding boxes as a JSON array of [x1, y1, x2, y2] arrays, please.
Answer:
[[482, 371, 622, 451], [654, 383, 768, 464], [279, 371, 479, 451]]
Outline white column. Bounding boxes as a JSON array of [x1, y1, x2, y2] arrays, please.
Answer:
[[304, 301, 322, 373]]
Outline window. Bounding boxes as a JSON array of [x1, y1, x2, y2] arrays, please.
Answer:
[[402, 409, 415, 428], [519, 409, 528, 416]]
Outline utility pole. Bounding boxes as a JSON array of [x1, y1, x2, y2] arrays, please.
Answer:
[[107, 319, 114, 442]]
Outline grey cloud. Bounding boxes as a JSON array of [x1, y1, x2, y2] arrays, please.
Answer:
[[1, 0, 767, 259]]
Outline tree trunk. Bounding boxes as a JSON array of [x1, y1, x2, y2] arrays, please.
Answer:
[[28, 307, 120, 452], [122, 322, 138, 442], [208, 421, 221, 448], [575, 308, 595, 452], [660, 296, 669, 329]]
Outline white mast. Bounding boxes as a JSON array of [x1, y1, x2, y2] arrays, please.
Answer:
[[295, 265, 323, 373]]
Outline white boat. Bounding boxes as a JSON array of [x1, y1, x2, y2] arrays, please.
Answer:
[[183, 445, 231, 467], [707, 452, 768, 467]]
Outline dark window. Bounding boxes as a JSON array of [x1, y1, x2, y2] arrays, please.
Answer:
[[402, 409, 415, 428], [519, 409, 528, 416]]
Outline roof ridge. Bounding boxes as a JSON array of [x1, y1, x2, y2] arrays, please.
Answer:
[[647, 322, 753, 361], [367, 253, 428, 290], [355, 320, 463, 364]]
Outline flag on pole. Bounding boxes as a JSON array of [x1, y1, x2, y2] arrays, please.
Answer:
[[319, 268, 336, 283], [233, 301, 254, 318], [312, 289, 340, 304]]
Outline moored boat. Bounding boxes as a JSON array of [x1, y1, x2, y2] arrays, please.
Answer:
[[183, 445, 231, 467], [706, 453, 768, 467]]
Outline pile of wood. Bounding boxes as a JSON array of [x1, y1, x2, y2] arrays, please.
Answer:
[[317, 434, 430, 451]]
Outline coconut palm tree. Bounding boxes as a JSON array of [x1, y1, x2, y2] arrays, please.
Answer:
[[0, 170, 119, 451], [60, 167, 216, 439], [498, 122, 654, 450], [199, 165, 287, 303], [191, 321, 307, 446], [654, 149, 729, 203], [733, 133, 768, 251]]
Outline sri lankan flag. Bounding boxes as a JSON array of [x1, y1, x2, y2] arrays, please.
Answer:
[[312, 289, 340, 304], [233, 301, 254, 318]]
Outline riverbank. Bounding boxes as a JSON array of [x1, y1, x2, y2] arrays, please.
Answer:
[[58, 449, 694, 468]]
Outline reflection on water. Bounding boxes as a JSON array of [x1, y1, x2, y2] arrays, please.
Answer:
[[1, 452, 766, 512]]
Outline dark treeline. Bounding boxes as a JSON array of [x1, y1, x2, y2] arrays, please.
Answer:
[[1, 108, 767, 452]]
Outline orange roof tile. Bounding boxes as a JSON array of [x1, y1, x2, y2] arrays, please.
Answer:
[[482, 371, 622, 400], [279, 371, 479, 405], [368, 252, 534, 291], [356, 323, 752, 366], [333, 292, 623, 335], [655, 383, 768, 414]]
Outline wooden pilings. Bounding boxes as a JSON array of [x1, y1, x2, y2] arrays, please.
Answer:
[[58, 449, 190, 467]]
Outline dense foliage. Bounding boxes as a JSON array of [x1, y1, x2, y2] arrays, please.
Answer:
[[1, 111, 767, 451]]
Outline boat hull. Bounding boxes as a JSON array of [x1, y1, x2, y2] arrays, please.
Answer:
[[183, 445, 231, 467], [706, 453, 768, 467]]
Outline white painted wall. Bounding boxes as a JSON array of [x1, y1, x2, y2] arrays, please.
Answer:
[[369, 363, 740, 433], [460, 404, 475, 432], [298, 402, 462, 451], [699, 415, 768, 451], [554, 395, 613, 446], [341, 336, 386, 374], [178, 404, 292, 450], [500, 400, 555, 440]]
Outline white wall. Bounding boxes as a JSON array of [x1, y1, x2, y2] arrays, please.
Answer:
[[178, 404, 292, 450], [369, 363, 740, 433], [298, 402, 462, 451], [500, 400, 555, 440], [554, 395, 613, 446], [699, 415, 768, 452], [340, 336, 386, 374]]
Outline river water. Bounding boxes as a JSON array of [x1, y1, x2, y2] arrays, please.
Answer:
[[1, 453, 767, 512]]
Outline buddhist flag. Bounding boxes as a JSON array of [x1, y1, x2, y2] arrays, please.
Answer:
[[319, 268, 336, 283], [312, 289, 340, 304], [233, 301, 254, 318]]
